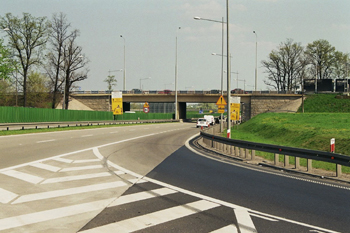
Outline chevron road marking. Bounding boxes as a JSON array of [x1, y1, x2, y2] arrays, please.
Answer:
[[234, 208, 257, 233], [42, 172, 112, 184], [210, 225, 238, 233], [0, 198, 114, 231], [108, 187, 178, 207], [30, 162, 61, 172], [0, 188, 18, 204], [0, 170, 44, 184], [80, 200, 220, 233], [12, 181, 127, 204]]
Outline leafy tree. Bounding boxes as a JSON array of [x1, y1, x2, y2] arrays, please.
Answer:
[[104, 74, 117, 91], [0, 13, 50, 107], [305, 39, 336, 80], [0, 38, 15, 80], [26, 71, 50, 107], [262, 39, 306, 91]]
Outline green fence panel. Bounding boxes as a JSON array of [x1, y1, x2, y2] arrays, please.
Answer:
[[0, 107, 113, 123]]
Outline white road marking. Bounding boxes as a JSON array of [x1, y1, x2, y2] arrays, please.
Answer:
[[12, 181, 128, 204], [114, 170, 125, 175], [0, 170, 44, 184], [109, 187, 178, 207], [80, 200, 220, 233], [30, 163, 61, 172], [109, 131, 119, 134], [0, 188, 18, 204], [52, 157, 73, 163], [59, 165, 103, 172], [42, 172, 112, 184], [36, 139, 56, 143], [73, 159, 100, 163], [234, 208, 257, 233], [0, 198, 114, 231], [81, 134, 93, 137], [210, 225, 238, 233]]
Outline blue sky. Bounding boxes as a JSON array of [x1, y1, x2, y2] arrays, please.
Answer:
[[1, 0, 349, 91]]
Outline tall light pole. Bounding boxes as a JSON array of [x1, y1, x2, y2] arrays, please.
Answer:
[[120, 35, 126, 91], [253, 31, 257, 91], [226, 0, 231, 138], [194, 16, 225, 132], [175, 27, 181, 120], [140, 77, 151, 90]]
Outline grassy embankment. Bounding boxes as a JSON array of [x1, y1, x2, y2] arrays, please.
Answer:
[[229, 94, 350, 173]]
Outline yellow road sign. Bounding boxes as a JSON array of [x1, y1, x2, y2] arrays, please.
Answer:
[[217, 105, 225, 113], [216, 95, 227, 105], [230, 103, 240, 120]]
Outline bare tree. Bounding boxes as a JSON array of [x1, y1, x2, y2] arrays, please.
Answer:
[[47, 13, 75, 109], [61, 30, 88, 109], [0, 13, 50, 107]]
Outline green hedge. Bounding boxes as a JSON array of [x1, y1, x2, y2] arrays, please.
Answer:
[[0, 106, 113, 123]]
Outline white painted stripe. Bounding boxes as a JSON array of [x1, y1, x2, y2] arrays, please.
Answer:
[[210, 225, 238, 233], [250, 213, 278, 222], [92, 147, 104, 160], [0, 188, 18, 204], [1, 170, 44, 184], [81, 200, 220, 233], [0, 198, 114, 231], [81, 134, 93, 137], [73, 159, 100, 163], [12, 181, 127, 204], [30, 163, 61, 172], [60, 165, 103, 172], [42, 172, 111, 184], [234, 208, 257, 233], [114, 170, 125, 175], [36, 139, 56, 143], [52, 157, 73, 164], [109, 187, 178, 207], [128, 178, 147, 184], [109, 131, 119, 134]]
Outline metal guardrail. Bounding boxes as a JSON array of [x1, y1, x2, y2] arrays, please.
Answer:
[[0, 119, 179, 131], [200, 129, 350, 178]]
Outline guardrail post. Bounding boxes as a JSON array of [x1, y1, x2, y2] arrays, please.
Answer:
[[235, 147, 239, 156], [239, 148, 244, 157], [307, 159, 313, 172], [274, 153, 279, 165], [245, 148, 249, 159], [230, 146, 235, 156], [295, 157, 300, 169], [284, 155, 289, 167], [336, 164, 342, 177]]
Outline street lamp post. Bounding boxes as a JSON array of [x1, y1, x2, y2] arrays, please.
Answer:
[[120, 35, 126, 91], [226, 0, 231, 138], [194, 16, 225, 132], [175, 27, 181, 120], [140, 77, 151, 90], [253, 31, 258, 92]]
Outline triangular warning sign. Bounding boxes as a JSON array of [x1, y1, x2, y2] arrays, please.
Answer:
[[216, 95, 227, 105]]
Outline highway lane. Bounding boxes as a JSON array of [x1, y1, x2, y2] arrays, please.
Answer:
[[1, 122, 349, 232], [143, 140, 350, 232]]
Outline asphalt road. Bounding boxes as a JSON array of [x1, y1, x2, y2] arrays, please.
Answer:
[[0, 122, 349, 232]]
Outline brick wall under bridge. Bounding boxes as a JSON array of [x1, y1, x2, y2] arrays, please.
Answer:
[[70, 93, 303, 121]]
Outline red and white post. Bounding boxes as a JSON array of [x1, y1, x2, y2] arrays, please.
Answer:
[[330, 138, 335, 153]]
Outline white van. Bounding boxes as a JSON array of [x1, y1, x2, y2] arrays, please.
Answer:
[[204, 115, 215, 125]]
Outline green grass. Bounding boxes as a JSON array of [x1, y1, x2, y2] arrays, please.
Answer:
[[228, 93, 350, 174]]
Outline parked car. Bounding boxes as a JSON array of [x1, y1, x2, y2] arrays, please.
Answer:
[[196, 118, 209, 128]]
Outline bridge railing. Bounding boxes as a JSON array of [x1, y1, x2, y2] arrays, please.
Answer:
[[70, 90, 300, 95], [200, 126, 350, 178]]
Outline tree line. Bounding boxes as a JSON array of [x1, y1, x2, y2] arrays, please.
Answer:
[[262, 38, 349, 91], [0, 12, 88, 109]]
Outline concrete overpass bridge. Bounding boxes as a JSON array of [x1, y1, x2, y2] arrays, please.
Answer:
[[68, 90, 303, 121]]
